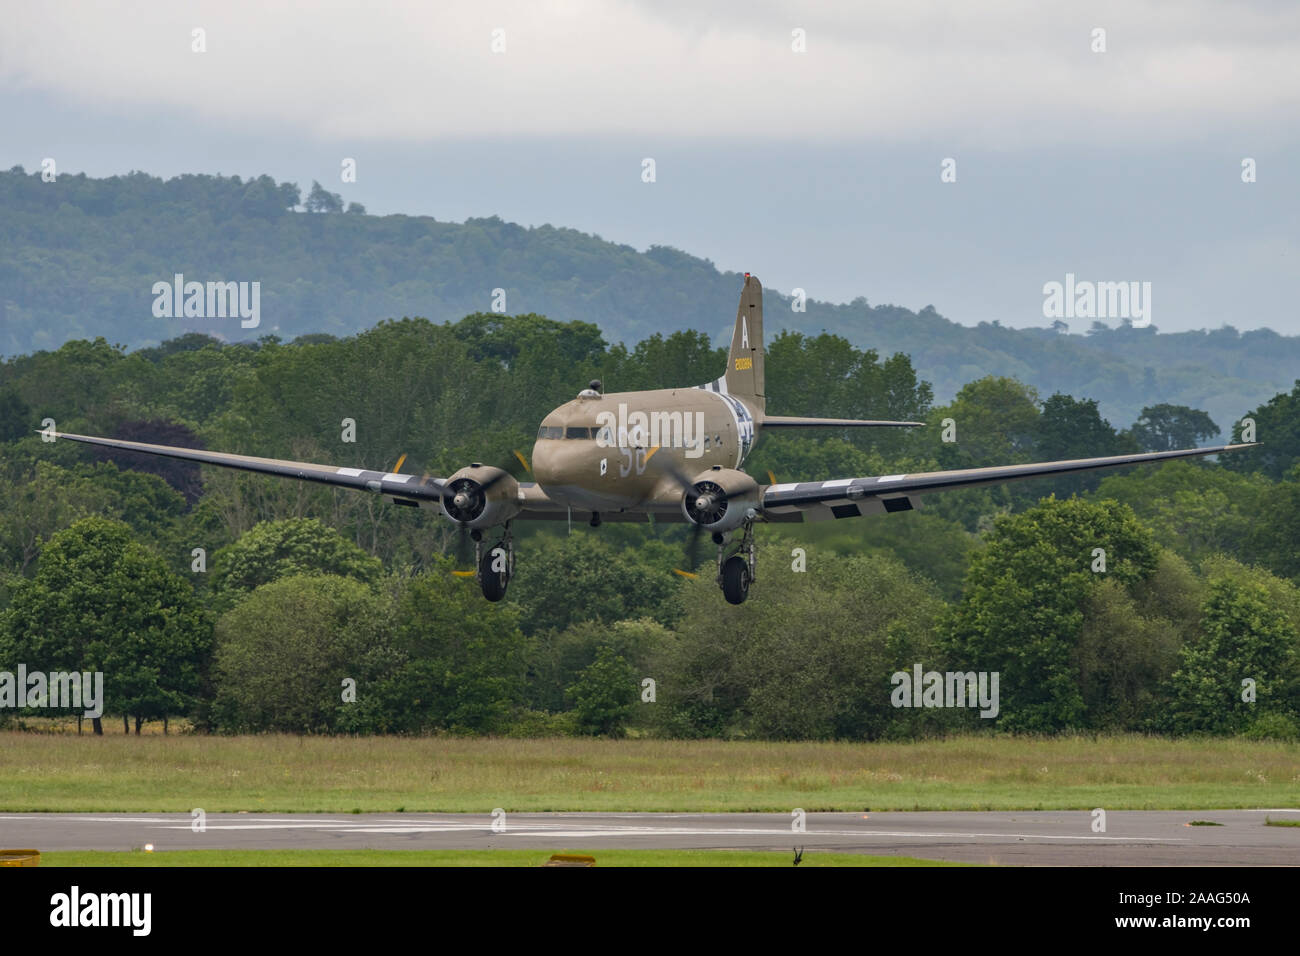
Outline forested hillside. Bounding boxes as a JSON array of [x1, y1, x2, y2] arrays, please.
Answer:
[[1, 318, 1297, 739], [1, 167, 1293, 436]]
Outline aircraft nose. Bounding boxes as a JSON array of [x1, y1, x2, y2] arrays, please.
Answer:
[[532, 436, 600, 488], [531, 439, 564, 484]]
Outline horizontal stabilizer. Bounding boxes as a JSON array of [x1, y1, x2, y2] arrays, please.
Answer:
[[762, 416, 925, 428]]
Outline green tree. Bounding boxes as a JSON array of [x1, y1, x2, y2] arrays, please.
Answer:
[[566, 645, 638, 736], [930, 376, 1040, 468], [0, 388, 30, 443], [367, 565, 530, 733], [1224, 381, 1300, 480], [1071, 577, 1183, 729], [305, 180, 344, 213], [506, 533, 681, 634], [1130, 404, 1220, 452], [1030, 392, 1134, 497], [746, 434, 883, 484], [764, 331, 932, 457], [210, 517, 383, 606], [0, 459, 187, 579], [1159, 565, 1300, 735], [650, 548, 946, 740], [757, 511, 977, 602], [922, 376, 1041, 528], [1093, 461, 1269, 568], [0, 516, 210, 734], [209, 574, 395, 733], [528, 617, 664, 714], [1038, 393, 1128, 460], [1244, 465, 1300, 581], [943, 497, 1160, 732]]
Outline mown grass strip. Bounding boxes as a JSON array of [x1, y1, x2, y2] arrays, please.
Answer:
[[3, 733, 1296, 813]]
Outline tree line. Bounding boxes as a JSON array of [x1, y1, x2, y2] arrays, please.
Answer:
[[1, 315, 1297, 738]]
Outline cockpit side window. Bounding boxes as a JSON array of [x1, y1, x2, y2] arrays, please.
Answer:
[[537, 425, 563, 439]]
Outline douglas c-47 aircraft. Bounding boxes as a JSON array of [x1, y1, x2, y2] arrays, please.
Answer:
[[50, 274, 1252, 605]]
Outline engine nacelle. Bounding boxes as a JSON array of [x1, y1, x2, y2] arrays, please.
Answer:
[[680, 467, 760, 533], [441, 463, 523, 529]]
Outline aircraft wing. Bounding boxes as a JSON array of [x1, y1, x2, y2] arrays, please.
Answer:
[[48, 430, 663, 521], [49, 431, 449, 505], [761, 443, 1255, 522]]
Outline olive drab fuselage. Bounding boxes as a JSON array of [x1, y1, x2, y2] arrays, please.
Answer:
[[531, 385, 760, 513]]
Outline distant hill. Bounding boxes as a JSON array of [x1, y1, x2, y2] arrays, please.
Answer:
[[1, 167, 1293, 435]]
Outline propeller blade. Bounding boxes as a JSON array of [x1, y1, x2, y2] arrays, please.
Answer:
[[685, 522, 704, 569], [391, 452, 408, 474], [654, 452, 696, 496], [455, 525, 472, 567], [673, 522, 707, 578], [513, 449, 531, 473], [477, 471, 505, 492]]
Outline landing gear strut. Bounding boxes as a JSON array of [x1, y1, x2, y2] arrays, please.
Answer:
[[476, 522, 514, 602], [717, 517, 757, 605]]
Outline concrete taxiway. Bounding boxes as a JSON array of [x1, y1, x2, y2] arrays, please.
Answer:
[[3, 809, 1298, 864]]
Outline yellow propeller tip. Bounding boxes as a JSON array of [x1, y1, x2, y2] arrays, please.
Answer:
[[672, 569, 699, 579], [451, 570, 476, 578]]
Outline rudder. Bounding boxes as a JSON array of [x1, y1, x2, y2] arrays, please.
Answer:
[[724, 273, 765, 407]]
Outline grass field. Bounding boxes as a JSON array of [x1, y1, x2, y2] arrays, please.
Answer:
[[38, 849, 963, 867], [2, 733, 1297, 812]]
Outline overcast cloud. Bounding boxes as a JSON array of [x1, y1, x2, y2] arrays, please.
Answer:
[[2, 1, 1297, 331], [4, 0, 1298, 144]]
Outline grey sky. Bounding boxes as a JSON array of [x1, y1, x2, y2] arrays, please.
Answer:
[[3, 0, 1297, 332]]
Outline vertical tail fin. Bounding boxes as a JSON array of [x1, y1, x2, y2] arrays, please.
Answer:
[[723, 273, 764, 408]]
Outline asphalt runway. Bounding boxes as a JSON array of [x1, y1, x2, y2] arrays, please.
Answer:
[[3, 809, 1298, 864]]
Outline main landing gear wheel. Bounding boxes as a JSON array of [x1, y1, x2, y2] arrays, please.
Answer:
[[479, 547, 508, 601], [715, 516, 757, 605], [722, 554, 750, 605], [476, 524, 514, 602]]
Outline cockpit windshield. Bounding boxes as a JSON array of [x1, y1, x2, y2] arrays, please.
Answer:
[[536, 425, 595, 440]]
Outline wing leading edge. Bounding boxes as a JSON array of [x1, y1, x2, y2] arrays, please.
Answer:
[[49, 431, 448, 505], [761, 416, 925, 428], [762, 443, 1256, 521], [51, 430, 585, 518]]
